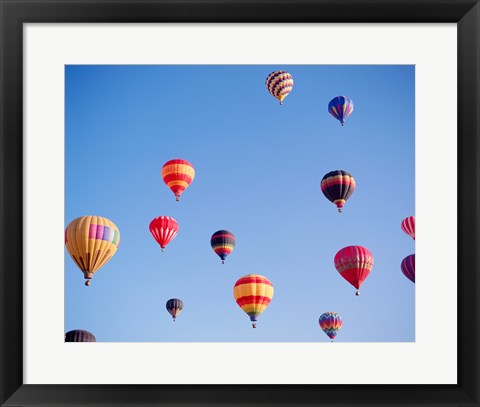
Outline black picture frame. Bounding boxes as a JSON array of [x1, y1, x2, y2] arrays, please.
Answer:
[[1, 1, 478, 406]]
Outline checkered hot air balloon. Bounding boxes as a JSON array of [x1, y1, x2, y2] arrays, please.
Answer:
[[161, 159, 195, 201], [265, 70, 294, 105], [321, 170, 356, 213], [401, 216, 415, 240], [319, 312, 343, 341], [211, 230, 236, 264], [233, 274, 274, 328], [149, 216, 178, 252], [166, 298, 184, 322], [65, 216, 120, 286], [401, 254, 415, 283], [334, 245, 374, 296], [328, 95, 354, 126], [65, 329, 96, 342]]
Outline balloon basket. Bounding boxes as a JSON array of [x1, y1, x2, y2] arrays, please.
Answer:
[[252, 323, 257, 329]]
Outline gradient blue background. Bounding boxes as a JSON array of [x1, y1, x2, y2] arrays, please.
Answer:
[[65, 65, 415, 342]]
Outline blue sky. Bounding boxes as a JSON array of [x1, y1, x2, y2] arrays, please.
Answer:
[[65, 65, 415, 342]]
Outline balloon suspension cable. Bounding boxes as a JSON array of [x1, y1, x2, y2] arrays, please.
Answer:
[[85, 280, 91, 287], [252, 323, 257, 329], [355, 290, 360, 296]]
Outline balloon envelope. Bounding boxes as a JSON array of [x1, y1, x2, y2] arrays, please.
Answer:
[[401, 254, 415, 283], [233, 274, 274, 328], [161, 159, 195, 201], [328, 96, 354, 125], [319, 312, 343, 340], [149, 216, 178, 251], [265, 70, 294, 105], [321, 170, 356, 213], [334, 245, 374, 295], [211, 230, 236, 263], [401, 216, 415, 240], [65, 329, 96, 342], [166, 298, 184, 321], [65, 215, 120, 285]]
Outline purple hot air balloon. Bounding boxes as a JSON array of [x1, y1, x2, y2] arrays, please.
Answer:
[[401, 254, 415, 283]]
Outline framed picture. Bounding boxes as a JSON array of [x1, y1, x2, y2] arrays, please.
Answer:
[[1, 1, 478, 406]]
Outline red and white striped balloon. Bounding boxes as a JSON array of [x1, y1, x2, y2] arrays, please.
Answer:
[[401, 216, 415, 240], [149, 216, 178, 251]]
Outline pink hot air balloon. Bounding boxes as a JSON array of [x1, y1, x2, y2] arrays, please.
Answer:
[[149, 216, 178, 252], [334, 245, 374, 296], [401, 254, 415, 283], [401, 216, 415, 240]]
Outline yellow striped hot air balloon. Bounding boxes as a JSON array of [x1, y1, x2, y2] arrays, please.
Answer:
[[161, 159, 195, 201], [65, 216, 120, 286], [233, 274, 274, 328]]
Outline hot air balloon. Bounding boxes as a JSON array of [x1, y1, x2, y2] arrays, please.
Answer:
[[65, 329, 96, 342], [401, 254, 415, 283], [65, 216, 120, 286], [334, 245, 374, 296], [211, 230, 236, 264], [265, 70, 294, 105], [233, 274, 274, 328], [321, 170, 356, 213], [166, 298, 184, 322], [328, 96, 354, 126], [149, 216, 178, 252], [161, 159, 195, 201], [401, 216, 415, 240], [319, 312, 343, 342]]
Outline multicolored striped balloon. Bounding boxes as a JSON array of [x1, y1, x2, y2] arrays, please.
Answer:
[[401, 216, 415, 240], [265, 70, 294, 105], [328, 95, 354, 126], [149, 216, 178, 252], [321, 170, 356, 213], [65, 216, 120, 286], [166, 298, 184, 322], [401, 254, 415, 283], [65, 329, 96, 342], [319, 312, 343, 341], [334, 245, 374, 296], [211, 230, 236, 264], [161, 159, 195, 201], [233, 274, 274, 328]]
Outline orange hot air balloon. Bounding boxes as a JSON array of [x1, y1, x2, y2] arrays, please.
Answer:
[[161, 159, 195, 201], [65, 216, 120, 286], [233, 274, 274, 328], [334, 245, 374, 296]]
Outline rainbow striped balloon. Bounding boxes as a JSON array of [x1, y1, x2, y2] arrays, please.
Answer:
[[65, 216, 120, 286], [319, 312, 343, 341], [401, 216, 415, 240], [328, 95, 354, 126], [321, 170, 356, 213], [233, 274, 274, 328], [211, 230, 236, 264], [161, 159, 195, 201], [265, 70, 294, 105], [401, 254, 415, 283]]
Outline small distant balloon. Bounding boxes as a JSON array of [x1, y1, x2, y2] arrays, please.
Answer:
[[319, 312, 343, 341], [149, 216, 178, 252], [334, 245, 374, 296], [401, 216, 415, 240], [233, 274, 274, 328], [328, 96, 354, 126], [166, 298, 184, 322], [65, 329, 96, 342], [65, 216, 120, 286], [265, 70, 294, 105], [401, 254, 415, 283], [211, 230, 236, 264], [321, 170, 356, 213], [161, 159, 195, 201]]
